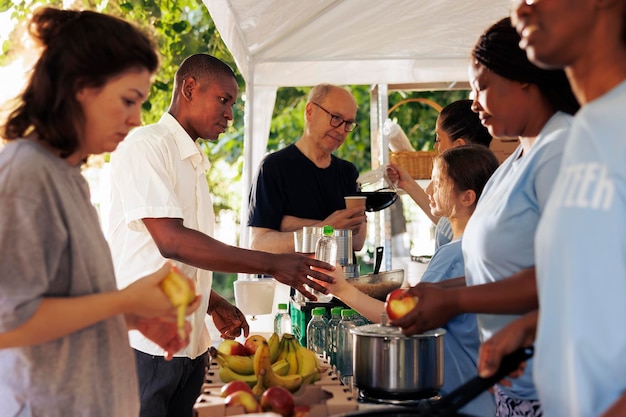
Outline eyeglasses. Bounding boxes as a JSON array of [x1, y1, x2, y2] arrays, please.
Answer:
[[312, 102, 358, 132]]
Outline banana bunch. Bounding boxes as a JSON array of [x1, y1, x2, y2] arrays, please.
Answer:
[[212, 332, 321, 392], [276, 334, 322, 384], [218, 357, 290, 387], [252, 340, 305, 395], [159, 266, 195, 339]]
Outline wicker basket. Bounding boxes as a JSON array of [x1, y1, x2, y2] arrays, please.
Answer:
[[389, 150, 438, 180], [387, 98, 442, 179]]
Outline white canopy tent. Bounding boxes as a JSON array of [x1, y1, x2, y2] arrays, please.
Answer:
[[202, 0, 509, 253]]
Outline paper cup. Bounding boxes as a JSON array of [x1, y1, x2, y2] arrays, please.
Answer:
[[345, 195, 367, 209]]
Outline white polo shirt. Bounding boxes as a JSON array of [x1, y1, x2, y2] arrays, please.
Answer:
[[107, 113, 214, 359]]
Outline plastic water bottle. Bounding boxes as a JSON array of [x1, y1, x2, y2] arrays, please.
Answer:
[[352, 313, 367, 327], [337, 308, 357, 385], [273, 303, 292, 337], [311, 225, 336, 303], [327, 306, 343, 366], [306, 307, 327, 356]]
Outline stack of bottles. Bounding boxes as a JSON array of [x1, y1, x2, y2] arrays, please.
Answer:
[[302, 304, 369, 387]]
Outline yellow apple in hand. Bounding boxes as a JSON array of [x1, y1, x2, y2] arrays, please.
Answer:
[[385, 288, 418, 320]]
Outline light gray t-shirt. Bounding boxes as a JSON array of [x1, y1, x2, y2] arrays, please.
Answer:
[[0, 140, 139, 417]]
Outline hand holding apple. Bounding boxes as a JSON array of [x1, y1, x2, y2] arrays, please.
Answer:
[[385, 288, 419, 320]]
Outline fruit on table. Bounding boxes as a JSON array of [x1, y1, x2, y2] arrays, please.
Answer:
[[159, 266, 195, 339], [213, 332, 321, 390], [219, 380, 253, 398], [252, 341, 305, 395], [295, 340, 322, 384], [214, 350, 290, 387], [279, 334, 321, 383], [224, 390, 260, 413], [260, 386, 295, 417], [385, 288, 419, 320], [215, 350, 255, 375], [217, 339, 250, 357], [268, 332, 280, 363], [244, 334, 267, 355]]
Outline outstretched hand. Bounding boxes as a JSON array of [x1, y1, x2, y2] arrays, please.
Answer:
[[267, 252, 336, 301], [313, 262, 350, 298], [387, 163, 414, 191]]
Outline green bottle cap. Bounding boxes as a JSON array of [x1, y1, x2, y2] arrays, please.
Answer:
[[323, 225, 334, 236], [312, 307, 325, 316], [331, 306, 343, 315], [278, 303, 288, 310]]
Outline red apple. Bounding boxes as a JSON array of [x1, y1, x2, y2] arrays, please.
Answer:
[[244, 334, 267, 355], [260, 386, 294, 417], [224, 390, 260, 413], [385, 288, 418, 320], [219, 380, 254, 398], [217, 339, 249, 356]]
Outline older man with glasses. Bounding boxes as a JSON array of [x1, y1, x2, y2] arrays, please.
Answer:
[[247, 83, 367, 256]]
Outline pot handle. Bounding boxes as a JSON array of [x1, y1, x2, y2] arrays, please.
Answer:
[[430, 346, 534, 416]]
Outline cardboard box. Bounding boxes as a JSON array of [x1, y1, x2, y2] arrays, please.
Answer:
[[194, 384, 357, 417], [194, 356, 356, 417]]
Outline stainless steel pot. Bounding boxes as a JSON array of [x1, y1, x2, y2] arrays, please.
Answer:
[[351, 324, 446, 397], [338, 347, 534, 417]]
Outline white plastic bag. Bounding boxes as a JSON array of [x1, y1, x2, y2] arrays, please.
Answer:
[[383, 118, 415, 152]]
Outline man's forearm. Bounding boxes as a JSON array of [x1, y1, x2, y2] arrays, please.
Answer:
[[250, 228, 295, 253]]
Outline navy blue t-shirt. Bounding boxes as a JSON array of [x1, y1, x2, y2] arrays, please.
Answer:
[[248, 144, 359, 230]]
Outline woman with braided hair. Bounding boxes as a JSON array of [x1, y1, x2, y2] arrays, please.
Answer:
[[390, 17, 579, 417], [479, 1, 626, 416]]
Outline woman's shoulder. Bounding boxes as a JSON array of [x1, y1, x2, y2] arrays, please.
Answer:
[[0, 140, 68, 199]]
